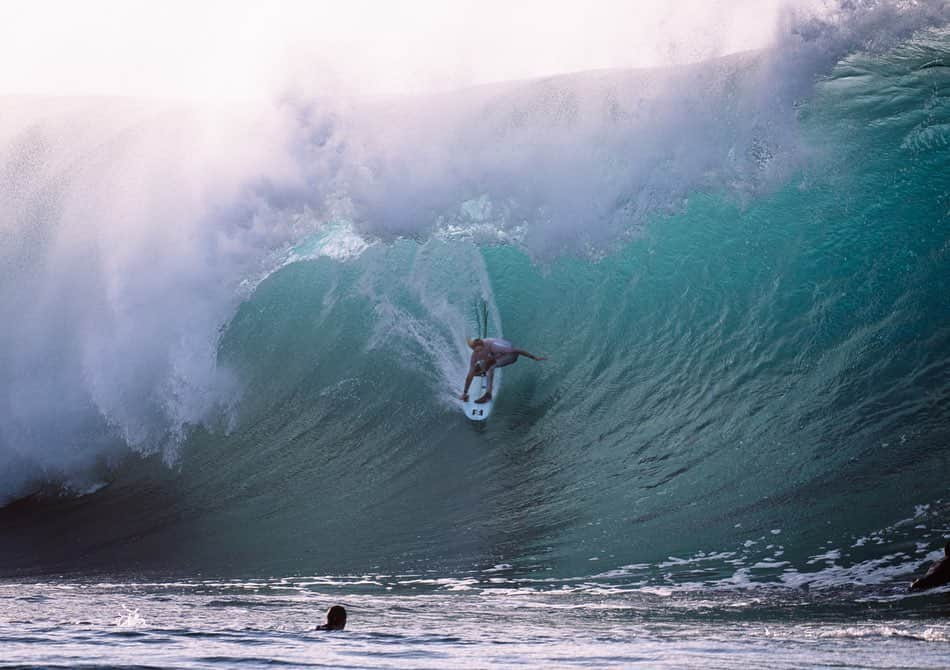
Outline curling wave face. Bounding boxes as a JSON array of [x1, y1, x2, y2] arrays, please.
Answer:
[[0, 7, 948, 582]]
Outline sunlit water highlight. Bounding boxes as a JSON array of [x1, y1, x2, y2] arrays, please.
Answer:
[[2, 577, 950, 669]]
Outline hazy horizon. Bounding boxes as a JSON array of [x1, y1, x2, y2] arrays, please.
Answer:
[[0, 0, 797, 102]]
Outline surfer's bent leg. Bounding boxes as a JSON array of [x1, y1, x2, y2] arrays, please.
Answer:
[[480, 352, 518, 400], [493, 352, 518, 369]]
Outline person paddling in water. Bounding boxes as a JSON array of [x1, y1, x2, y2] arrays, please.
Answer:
[[461, 337, 546, 404]]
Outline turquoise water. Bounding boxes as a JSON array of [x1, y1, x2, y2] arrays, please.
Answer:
[[1, 7, 949, 667]]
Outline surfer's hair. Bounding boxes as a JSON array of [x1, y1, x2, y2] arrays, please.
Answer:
[[323, 605, 346, 630], [467, 337, 484, 349]]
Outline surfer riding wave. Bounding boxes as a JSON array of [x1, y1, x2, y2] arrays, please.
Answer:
[[461, 337, 546, 404]]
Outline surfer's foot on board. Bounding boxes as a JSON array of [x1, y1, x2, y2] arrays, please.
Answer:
[[475, 392, 492, 404]]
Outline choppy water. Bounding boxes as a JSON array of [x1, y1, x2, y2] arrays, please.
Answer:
[[2, 577, 950, 669], [2, 1, 949, 667]]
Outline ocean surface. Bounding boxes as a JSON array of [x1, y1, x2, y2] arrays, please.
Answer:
[[1, 2, 949, 667]]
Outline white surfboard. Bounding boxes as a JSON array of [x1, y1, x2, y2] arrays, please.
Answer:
[[462, 300, 497, 421], [461, 372, 496, 421]]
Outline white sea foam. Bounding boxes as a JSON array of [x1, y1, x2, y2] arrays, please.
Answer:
[[113, 606, 147, 629]]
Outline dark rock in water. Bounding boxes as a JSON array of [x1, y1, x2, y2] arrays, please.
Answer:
[[910, 542, 950, 591]]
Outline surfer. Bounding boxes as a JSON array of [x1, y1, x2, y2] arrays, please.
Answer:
[[315, 605, 347, 631], [909, 542, 950, 592], [461, 337, 546, 404]]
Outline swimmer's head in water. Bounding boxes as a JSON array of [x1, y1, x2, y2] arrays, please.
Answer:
[[467, 337, 484, 350], [321, 605, 346, 631]]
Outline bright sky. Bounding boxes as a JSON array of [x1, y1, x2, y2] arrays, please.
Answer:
[[0, 0, 790, 101]]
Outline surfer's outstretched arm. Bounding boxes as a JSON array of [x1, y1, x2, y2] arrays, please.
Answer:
[[461, 367, 476, 401], [515, 349, 546, 361]]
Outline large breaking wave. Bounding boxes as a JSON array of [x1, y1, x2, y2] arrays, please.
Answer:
[[1, 1, 948, 584]]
